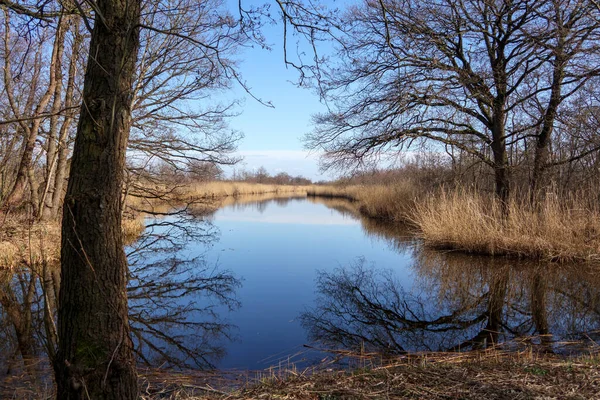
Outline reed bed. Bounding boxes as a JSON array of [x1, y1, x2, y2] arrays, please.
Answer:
[[307, 181, 418, 220], [0, 217, 61, 269], [0, 213, 146, 269], [184, 182, 309, 200], [308, 183, 600, 263], [412, 190, 600, 262]]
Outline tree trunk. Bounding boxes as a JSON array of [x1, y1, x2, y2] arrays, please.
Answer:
[[530, 54, 566, 205], [3, 22, 61, 212], [54, 0, 141, 397], [491, 112, 510, 213], [530, 268, 550, 346], [44, 17, 82, 221], [40, 15, 68, 220]]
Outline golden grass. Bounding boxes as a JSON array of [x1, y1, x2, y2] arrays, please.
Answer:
[[122, 215, 147, 245], [183, 182, 309, 199], [412, 189, 600, 262], [0, 219, 61, 269], [308, 183, 600, 263], [307, 181, 418, 221], [0, 213, 146, 269]]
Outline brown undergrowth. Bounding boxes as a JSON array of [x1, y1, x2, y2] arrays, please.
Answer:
[[136, 349, 600, 400], [6, 347, 598, 399]]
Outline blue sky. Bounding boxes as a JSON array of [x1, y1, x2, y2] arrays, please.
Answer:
[[221, 0, 334, 181]]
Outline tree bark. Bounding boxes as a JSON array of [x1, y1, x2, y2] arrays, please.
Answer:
[[54, 0, 141, 397], [491, 107, 510, 213]]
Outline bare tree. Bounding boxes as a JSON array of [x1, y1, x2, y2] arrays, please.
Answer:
[[300, 0, 600, 207]]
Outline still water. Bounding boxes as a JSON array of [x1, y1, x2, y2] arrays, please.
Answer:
[[134, 196, 600, 371]]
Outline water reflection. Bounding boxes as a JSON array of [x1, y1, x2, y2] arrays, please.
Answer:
[[127, 212, 241, 369], [0, 211, 240, 393], [300, 198, 600, 355], [1, 195, 599, 386]]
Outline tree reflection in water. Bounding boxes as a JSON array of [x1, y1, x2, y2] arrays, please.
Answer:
[[127, 211, 241, 369], [0, 210, 240, 393], [301, 252, 600, 356]]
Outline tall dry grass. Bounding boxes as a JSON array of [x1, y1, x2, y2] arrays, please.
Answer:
[[0, 213, 146, 269], [184, 182, 309, 199], [411, 189, 600, 262], [308, 182, 600, 262], [307, 181, 418, 220]]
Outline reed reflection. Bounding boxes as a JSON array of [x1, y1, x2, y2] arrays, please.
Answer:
[[301, 200, 600, 355]]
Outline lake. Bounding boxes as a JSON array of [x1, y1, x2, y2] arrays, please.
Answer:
[[130, 195, 600, 371]]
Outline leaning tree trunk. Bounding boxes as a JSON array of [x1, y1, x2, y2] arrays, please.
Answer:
[[54, 0, 141, 397], [530, 53, 565, 206]]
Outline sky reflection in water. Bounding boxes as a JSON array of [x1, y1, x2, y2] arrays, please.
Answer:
[[144, 196, 600, 370], [203, 198, 415, 369]]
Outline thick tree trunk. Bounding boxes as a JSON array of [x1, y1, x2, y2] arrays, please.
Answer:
[[530, 137, 550, 202], [54, 0, 141, 398]]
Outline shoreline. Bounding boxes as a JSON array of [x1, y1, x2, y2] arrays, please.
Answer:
[[5, 347, 599, 399], [306, 185, 600, 264]]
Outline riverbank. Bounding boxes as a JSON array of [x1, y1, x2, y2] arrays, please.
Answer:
[[0, 213, 145, 269], [307, 184, 600, 263], [4, 180, 598, 268], [5, 349, 598, 399], [0, 183, 309, 268], [144, 349, 600, 399]]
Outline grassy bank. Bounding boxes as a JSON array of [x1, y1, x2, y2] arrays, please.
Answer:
[[307, 184, 600, 263], [0, 183, 309, 269], [138, 349, 600, 399], [413, 190, 600, 262], [183, 182, 309, 199], [6, 349, 598, 399], [0, 214, 145, 269], [306, 183, 417, 221]]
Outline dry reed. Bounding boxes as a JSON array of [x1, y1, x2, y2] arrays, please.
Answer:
[[183, 182, 309, 200], [136, 349, 600, 400], [307, 181, 418, 220], [412, 189, 600, 262]]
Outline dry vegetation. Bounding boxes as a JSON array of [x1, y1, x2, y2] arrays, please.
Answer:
[[137, 350, 600, 400], [306, 183, 600, 263], [0, 213, 146, 271], [0, 183, 310, 269], [412, 190, 600, 262], [182, 182, 309, 200], [307, 183, 417, 221], [5, 349, 598, 399]]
